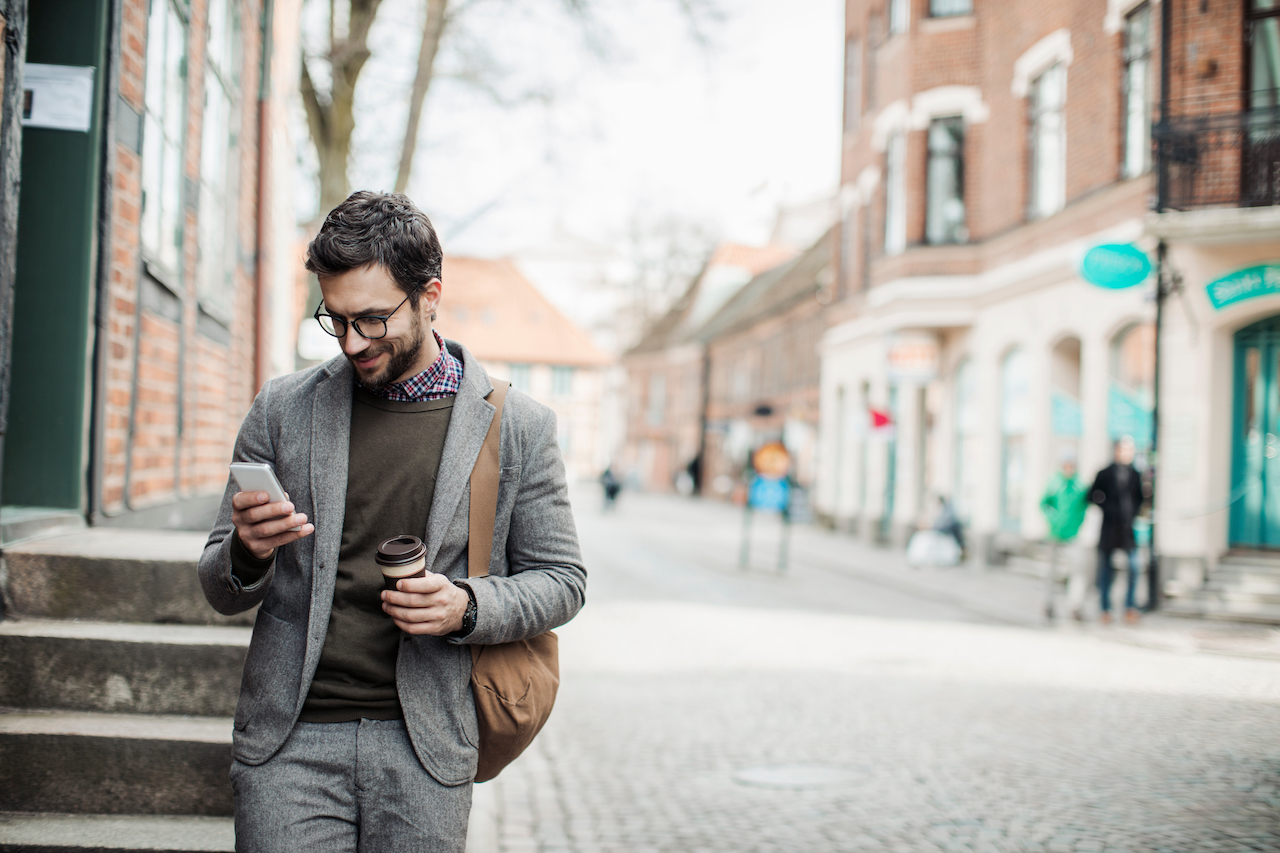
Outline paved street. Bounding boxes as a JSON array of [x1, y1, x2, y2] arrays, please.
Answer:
[[474, 490, 1280, 853]]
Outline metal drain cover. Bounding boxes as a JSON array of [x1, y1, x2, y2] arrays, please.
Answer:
[[733, 764, 863, 789]]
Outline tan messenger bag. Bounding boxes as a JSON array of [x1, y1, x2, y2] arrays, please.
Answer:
[[466, 381, 560, 783]]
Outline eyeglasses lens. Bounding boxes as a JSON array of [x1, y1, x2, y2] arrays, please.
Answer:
[[351, 318, 388, 339], [317, 314, 344, 337]]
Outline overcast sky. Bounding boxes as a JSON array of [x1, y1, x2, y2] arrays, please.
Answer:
[[296, 0, 843, 257]]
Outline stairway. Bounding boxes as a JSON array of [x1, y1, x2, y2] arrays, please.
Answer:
[[0, 529, 251, 852], [1164, 551, 1280, 624]]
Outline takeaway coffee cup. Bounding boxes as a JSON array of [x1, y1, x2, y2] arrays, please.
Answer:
[[377, 535, 428, 592]]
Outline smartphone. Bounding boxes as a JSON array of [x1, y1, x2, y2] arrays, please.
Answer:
[[229, 462, 302, 531]]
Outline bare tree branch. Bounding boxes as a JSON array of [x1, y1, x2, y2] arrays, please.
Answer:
[[395, 0, 451, 194]]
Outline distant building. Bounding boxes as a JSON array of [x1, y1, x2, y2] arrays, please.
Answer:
[[818, 0, 1159, 556], [700, 231, 835, 499], [434, 257, 613, 481], [621, 242, 798, 492], [0, 0, 300, 534]]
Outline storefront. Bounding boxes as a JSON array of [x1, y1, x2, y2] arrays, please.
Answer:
[[816, 212, 1157, 562], [1150, 214, 1280, 593]]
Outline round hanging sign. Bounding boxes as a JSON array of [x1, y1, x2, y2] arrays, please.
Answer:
[[1080, 244, 1152, 290]]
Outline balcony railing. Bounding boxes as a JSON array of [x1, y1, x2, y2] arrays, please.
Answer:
[[1155, 94, 1280, 212]]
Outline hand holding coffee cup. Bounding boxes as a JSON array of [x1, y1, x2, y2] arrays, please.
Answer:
[[377, 535, 470, 636], [376, 535, 428, 591]]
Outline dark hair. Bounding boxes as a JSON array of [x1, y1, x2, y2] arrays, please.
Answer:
[[305, 191, 443, 307]]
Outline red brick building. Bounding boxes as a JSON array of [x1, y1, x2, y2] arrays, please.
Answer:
[[0, 0, 300, 536], [621, 243, 798, 492], [700, 231, 834, 498], [819, 0, 1161, 556]]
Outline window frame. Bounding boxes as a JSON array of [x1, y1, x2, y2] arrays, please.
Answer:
[[1027, 63, 1067, 220], [889, 0, 909, 34], [140, 0, 190, 283], [925, 116, 967, 245], [844, 38, 862, 134], [929, 0, 972, 18], [884, 130, 907, 255], [195, 0, 242, 324], [1121, 3, 1153, 179]]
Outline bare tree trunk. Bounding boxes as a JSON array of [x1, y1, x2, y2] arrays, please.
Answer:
[[394, 0, 450, 194], [300, 0, 384, 216]]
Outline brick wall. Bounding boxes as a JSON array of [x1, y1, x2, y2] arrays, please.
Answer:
[[840, 0, 1159, 293], [100, 0, 264, 515]]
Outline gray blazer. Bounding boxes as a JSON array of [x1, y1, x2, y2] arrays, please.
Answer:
[[199, 340, 587, 786]]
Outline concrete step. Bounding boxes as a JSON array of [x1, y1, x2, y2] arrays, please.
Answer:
[[1162, 596, 1280, 624], [1220, 552, 1280, 570], [0, 813, 233, 852], [0, 621, 249, 716], [1203, 576, 1280, 599], [0, 711, 232, 816], [2, 531, 252, 626]]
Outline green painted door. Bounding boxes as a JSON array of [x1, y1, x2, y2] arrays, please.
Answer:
[[1, 0, 108, 510], [1231, 316, 1280, 547]]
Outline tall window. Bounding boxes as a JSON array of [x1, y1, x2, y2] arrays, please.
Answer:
[[844, 39, 861, 133], [840, 205, 857, 295], [1000, 349, 1030, 532], [647, 373, 666, 426], [198, 0, 241, 320], [510, 364, 532, 393], [884, 131, 907, 255], [552, 366, 574, 397], [926, 117, 966, 244], [930, 0, 971, 16], [1028, 63, 1067, 219], [1248, 0, 1280, 111], [141, 0, 187, 276], [1122, 4, 1152, 179], [889, 0, 909, 34]]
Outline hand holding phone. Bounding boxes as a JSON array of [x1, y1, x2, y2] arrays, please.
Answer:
[[229, 462, 314, 560]]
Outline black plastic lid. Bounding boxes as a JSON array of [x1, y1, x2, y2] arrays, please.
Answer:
[[375, 535, 426, 566]]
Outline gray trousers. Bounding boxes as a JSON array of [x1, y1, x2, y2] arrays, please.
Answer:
[[230, 719, 472, 853]]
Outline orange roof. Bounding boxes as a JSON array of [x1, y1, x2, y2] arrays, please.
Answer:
[[707, 242, 798, 276], [435, 256, 612, 367]]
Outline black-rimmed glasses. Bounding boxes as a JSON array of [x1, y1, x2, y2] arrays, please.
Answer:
[[313, 289, 419, 340]]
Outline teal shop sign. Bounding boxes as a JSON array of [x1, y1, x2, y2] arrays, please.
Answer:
[[1080, 244, 1152, 290], [1205, 264, 1280, 310]]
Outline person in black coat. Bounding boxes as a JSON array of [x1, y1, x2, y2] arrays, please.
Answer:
[[1089, 436, 1147, 624]]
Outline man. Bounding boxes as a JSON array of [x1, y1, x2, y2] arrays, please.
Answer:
[[198, 191, 587, 852], [1089, 436, 1145, 625], [1039, 451, 1088, 621]]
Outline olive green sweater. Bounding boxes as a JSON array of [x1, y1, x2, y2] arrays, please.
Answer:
[[232, 386, 454, 722]]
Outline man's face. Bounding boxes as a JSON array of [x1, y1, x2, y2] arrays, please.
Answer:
[[1115, 439, 1136, 465], [318, 264, 443, 392], [1061, 461, 1076, 478]]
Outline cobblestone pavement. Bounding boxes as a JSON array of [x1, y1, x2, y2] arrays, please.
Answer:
[[476, 492, 1280, 853]]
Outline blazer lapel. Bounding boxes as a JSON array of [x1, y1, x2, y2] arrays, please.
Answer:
[[423, 342, 494, 573], [301, 355, 353, 696]]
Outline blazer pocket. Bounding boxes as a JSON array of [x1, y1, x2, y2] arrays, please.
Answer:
[[234, 608, 292, 731]]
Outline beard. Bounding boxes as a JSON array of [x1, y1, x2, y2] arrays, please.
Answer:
[[351, 319, 427, 394]]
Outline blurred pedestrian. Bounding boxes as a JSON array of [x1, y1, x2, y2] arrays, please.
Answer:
[[1089, 436, 1145, 625], [600, 466, 621, 511], [933, 495, 965, 556], [1039, 451, 1088, 621]]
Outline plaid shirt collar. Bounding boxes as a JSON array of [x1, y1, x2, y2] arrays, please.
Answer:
[[372, 330, 463, 402]]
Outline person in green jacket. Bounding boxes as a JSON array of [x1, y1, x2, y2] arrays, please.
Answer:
[[1040, 452, 1089, 621]]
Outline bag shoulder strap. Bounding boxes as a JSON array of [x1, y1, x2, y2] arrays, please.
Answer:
[[468, 382, 510, 579]]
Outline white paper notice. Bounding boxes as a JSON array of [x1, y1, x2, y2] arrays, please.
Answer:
[[22, 64, 96, 132]]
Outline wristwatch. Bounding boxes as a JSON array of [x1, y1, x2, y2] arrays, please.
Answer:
[[451, 581, 477, 638]]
